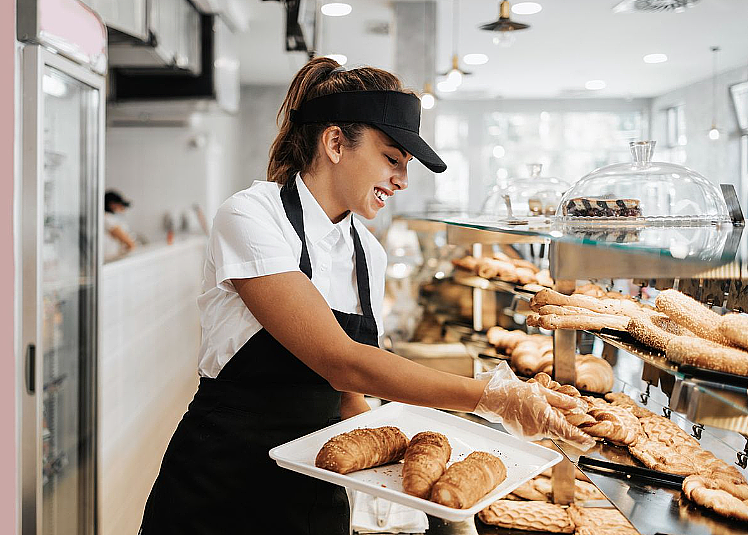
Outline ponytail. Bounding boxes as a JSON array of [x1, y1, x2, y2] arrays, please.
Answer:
[[267, 57, 410, 185]]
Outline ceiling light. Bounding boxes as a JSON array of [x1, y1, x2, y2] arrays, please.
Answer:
[[321, 3, 352, 17], [463, 53, 489, 65], [585, 79, 606, 90], [446, 69, 463, 87], [512, 2, 542, 15], [493, 145, 506, 158], [493, 33, 516, 47], [643, 53, 668, 64], [421, 93, 435, 110], [480, 1, 531, 32], [325, 54, 347, 65], [708, 127, 720, 140]]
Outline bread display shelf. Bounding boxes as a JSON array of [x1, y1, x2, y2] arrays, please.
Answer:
[[406, 217, 748, 534], [451, 272, 538, 301]]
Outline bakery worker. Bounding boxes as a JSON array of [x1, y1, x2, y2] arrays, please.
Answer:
[[103, 189, 136, 261], [139, 58, 592, 535]]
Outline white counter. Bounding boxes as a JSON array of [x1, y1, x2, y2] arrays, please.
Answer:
[[99, 235, 206, 535]]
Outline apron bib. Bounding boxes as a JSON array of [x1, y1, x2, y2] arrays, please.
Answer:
[[139, 178, 379, 535]]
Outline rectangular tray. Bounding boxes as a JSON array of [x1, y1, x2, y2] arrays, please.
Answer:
[[268, 402, 562, 522]]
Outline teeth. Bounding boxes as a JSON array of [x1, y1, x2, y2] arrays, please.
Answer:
[[375, 188, 387, 202]]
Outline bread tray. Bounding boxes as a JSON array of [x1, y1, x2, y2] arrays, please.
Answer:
[[268, 402, 563, 522]]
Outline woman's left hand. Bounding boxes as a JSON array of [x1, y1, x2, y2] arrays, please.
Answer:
[[340, 393, 371, 420]]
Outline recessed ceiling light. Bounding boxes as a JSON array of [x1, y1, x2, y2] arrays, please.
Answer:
[[325, 54, 348, 65], [321, 3, 352, 17], [585, 79, 606, 90], [463, 53, 489, 65], [643, 53, 668, 64], [512, 2, 542, 15]]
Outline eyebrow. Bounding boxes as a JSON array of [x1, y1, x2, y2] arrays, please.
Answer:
[[386, 143, 413, 161]]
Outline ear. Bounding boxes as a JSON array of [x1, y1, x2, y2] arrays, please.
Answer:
[[320, 125, 344, 164]]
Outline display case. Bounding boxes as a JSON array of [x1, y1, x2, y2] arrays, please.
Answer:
[[557, 141, 730, 224], [481, 164, 570, 222], [398, 211, 748, 535]]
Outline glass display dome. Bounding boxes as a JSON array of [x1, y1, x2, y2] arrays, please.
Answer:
[[556, 141, 730, 225], [481, 164, 570, 220]]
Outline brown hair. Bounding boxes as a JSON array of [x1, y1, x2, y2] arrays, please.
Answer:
[[267, 57, 410, 185]]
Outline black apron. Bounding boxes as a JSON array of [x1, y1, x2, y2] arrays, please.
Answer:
[[139, 178, 379, 535]]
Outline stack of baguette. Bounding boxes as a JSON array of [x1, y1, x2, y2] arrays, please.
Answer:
[[452, 251, 554, 289], [486, 326, 614, 393], [527, 286, 748, 377]]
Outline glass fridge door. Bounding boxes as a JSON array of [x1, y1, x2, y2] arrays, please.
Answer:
[[40, 63, 99, 535]]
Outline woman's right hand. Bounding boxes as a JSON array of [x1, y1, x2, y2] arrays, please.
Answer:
[[473, 362, 596, 451]]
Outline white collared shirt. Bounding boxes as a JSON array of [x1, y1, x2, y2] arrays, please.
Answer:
[[196, 176, 387, 378]]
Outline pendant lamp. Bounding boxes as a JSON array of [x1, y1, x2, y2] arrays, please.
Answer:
[[438, 0, 471, 93], [479, 0, 530, 48]]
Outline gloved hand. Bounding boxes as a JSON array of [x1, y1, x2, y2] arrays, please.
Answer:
[[473, 361, 596, 451]]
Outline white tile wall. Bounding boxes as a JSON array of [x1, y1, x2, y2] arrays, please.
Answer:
[[99, 238, 205, 535]]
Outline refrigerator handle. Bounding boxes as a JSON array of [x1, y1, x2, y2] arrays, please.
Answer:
[[25, 344, 35, 394]]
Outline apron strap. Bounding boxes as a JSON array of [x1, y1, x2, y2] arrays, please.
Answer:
[[280, 178, 313, 279], [280, 175, 375, 320], [350, 221, 374, 319]]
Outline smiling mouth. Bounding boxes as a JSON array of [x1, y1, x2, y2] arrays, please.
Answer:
[[374, 187, 389, 203]]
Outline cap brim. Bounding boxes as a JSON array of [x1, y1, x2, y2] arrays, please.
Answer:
[[373, 124, 447, 173]]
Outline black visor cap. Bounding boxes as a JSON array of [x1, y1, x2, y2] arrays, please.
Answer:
[[290, 90, 447, 173]]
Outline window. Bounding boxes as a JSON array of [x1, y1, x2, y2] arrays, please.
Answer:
[[665, 104, 687, 147]]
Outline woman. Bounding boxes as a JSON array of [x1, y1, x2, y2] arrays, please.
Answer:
[[139, 58, 590, 535]]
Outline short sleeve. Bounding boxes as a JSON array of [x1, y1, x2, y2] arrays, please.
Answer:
[[210, 194, 299, 292]]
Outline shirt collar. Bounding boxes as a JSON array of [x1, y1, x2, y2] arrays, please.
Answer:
[[295, 174, 354, 248]]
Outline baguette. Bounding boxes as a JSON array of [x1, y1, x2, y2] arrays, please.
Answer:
[[626, 315, 692, 352], [402, 432, 452, 499], [655, 289, 731, 345], [315, 426, 408, 474], [719, 313, 748, 350], [531, 289, 640, 316], [529, 312, 630, 332], [430, 451, 506, 509], [666, 337, 748, 376]]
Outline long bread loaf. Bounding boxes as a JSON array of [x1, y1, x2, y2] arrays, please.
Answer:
[[315, 426, 408, 474], [430, 451, 507, 509], [402, 431, 452, 499]]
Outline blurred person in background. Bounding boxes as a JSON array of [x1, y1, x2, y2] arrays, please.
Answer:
[[103, 189, 136, 261]]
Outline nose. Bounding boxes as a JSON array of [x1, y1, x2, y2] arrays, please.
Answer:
[[391, 169, 408, 191]]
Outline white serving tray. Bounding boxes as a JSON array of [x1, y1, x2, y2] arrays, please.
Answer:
[[269, 402, 562, 522]]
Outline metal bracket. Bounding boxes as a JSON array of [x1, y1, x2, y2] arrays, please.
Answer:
[[691, 423, 704, 440], [640, 383, 651, 405], [662, 407, 671, 420], [737, 436, 748, 469]]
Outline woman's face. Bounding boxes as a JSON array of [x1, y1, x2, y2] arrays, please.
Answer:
[[335, 127, 411, 220]]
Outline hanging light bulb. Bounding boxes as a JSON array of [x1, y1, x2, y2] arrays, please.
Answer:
[[493, 32, 516, 47], [421, 83, 436, 109], [709, 127, 720, 140]]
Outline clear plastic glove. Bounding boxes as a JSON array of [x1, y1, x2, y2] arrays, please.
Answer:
[[473, 361, 596, 451]]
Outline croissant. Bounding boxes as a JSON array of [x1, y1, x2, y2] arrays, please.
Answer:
[[315, 426, 408, 474], [430, 451, 507, 509], [575, 355, 614, 394], [402, 432, 452, 499]]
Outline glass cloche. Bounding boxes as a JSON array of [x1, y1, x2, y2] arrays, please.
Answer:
[[556, 141, 730, 225], [481, 164, 570, 220]]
